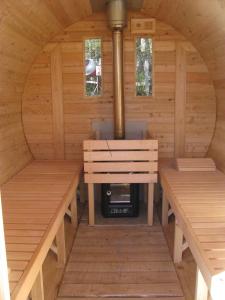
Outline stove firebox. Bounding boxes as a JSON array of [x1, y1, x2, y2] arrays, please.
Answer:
[[101, 183, 139, 217]]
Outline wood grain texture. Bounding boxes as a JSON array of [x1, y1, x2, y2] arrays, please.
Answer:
[[175, 43, 186, 157], [22, 12, 216, 161], [83, 140, 158, 182], [57, 224, 184, 299], [141, 0, 225, 171], [0, 0, 93, 184], [1, 160, 81, 300], [160, 166, 225, 298], [51, 45, 65, 159], [84, 139, 158, 225], [0, 1, 224, 182], [176, 158, 216, 172]]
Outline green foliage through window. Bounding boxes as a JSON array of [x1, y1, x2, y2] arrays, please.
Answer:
[[136, 37, 153, 96], [85, 39, 102, 96]]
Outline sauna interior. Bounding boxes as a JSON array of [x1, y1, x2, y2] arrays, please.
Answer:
[[1, 0, 225, 300]]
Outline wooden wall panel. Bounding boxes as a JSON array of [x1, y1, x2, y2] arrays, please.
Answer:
[[175, 42, 186, 157], [0, 1, 91, 184], [22, 12, 216, 161], [51, 45, 65, 159], [0, 0, 223, 180], [142, 0, 225, 170]]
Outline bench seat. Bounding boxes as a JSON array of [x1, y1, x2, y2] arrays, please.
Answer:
[[160, 166, 225, 300], [2, 160, 81, 300]]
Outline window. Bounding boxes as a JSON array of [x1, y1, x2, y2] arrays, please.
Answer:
[[84, 38, 102, 96], [135, 37, 153, 96]]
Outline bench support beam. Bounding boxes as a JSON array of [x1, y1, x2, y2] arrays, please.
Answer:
[[70, 195, 78, 227], [56, 221, 66, 268], [88, 183, 95, 226], [162, 192, 169, 226], [195, 267, 208, 300], [148, 183, 154, 225], [174, 220, 183, 263], [31, 268, 44, 300]]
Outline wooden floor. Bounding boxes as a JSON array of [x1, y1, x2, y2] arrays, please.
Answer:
[[57, 223, 184, 300]]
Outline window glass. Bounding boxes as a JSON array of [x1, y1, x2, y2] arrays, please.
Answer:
[[85, 39, 102, 96], [136, 37, 153, 96]]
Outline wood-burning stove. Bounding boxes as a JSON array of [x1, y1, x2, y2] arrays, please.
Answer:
[[101, 183, 139, 217], [100, 1, 140, 218]]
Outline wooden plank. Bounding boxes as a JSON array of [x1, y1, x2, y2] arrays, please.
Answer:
[[51, 44, 65, 159], [58, 225, 184, 299], [83, 140, 158, 150], [88, 184, 95, 226], [84, 162, 158, 173], [160, 166, 225, 297], [175, 42, 186, 158], [148, 183, 154, 225], [58, 283, 183, 298], [173, 221, 183, 263], [84, 173, 157, 184], [176, 158, 216, 172], [0, 193, 10, 300], [1, 161, 81, 300], [195, 268, 208, 300], [162, 192, 169, 226], [84, 150, 158, 162], [70, 196, 77, 228], [31, 268, 44, 300], [23, 16, 216, 162], [57, 297, 185, 300], [56, 221, 66, 268]]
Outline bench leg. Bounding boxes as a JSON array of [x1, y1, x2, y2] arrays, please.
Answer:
[[148, 183, 154, 226], [162, 192, 169, 226], [88, 183, 95, 226], [79, 181, 86, 204], [195, 267, 208, 300], [31, 268, 44, 300], [173, 220, 183, 263], [56, 221, 66, 268], [70, 194, 78, 227]]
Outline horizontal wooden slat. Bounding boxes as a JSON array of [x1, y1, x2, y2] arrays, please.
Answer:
[[58, 225, 183, 299], [83, 140, 158, 150], [160, 166, 225, 296], [176, 158, 216, 171], [84, 173, 157, 184], [84, 162, 158, 173], [84, 151, 158, 162], [2, 160, 81, 300]]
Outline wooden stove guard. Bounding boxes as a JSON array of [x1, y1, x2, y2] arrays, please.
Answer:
[[83, 140, 158, 225]]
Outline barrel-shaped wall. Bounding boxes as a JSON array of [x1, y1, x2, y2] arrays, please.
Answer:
[[22, 12, 216, 161], [0, 0, 91, 184], [142, 0, 225, 171], [0, 0, 225, 186]]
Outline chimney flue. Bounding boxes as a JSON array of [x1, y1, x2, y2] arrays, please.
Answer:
[[107, 0, 127, 139]]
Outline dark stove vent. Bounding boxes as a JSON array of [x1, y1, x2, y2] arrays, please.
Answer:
[[101, 183, 139, 217]]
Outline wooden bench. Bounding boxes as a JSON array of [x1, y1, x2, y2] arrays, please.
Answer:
[[83, 140, 158, 226], [160, 160, 225, 300], [1, 160, 81, 300]]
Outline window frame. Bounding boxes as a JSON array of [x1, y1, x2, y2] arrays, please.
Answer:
[[134, 35, 154, 98], [83, 37, 103, 98]]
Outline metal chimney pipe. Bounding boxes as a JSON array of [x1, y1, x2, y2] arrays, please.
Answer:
[[107, 0, 126, 139], [112, 29, 125, 139]]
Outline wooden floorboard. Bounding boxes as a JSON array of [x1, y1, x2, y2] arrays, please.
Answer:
[[57, 224, 184, 299]]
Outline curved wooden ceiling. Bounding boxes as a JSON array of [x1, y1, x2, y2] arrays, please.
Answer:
[[0, 0, 225, 185]]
